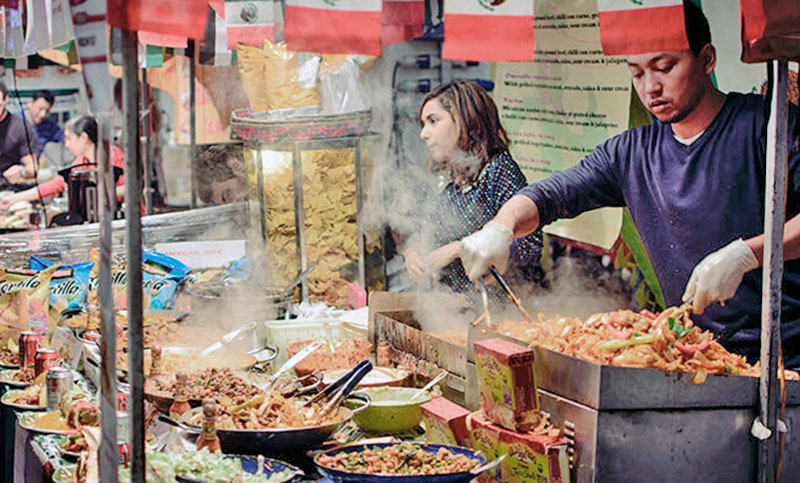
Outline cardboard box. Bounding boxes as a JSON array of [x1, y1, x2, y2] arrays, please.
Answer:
[[421, 396, 471, 447], [468, 412, 570, 483], [474, 338, 540, 431]]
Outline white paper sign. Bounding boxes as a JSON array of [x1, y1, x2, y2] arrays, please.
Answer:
[[155, 240, 246, 269]]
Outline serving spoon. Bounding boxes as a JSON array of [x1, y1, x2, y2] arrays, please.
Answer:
[[409, 370, 448, 402]]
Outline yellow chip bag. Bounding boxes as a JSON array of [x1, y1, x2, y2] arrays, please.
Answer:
[[236, 43, 271, 113], [0, 265, 58, 334], [262, 39, 320, 112], [87, 249, 128, 312]]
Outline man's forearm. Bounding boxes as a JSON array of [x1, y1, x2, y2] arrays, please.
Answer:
[[493, 194, 541, 238], [744, 213, 800, 266], [21, 155, 35, 179]]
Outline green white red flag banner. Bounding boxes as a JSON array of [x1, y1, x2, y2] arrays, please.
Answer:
[[225, 0, 280, 49], [597, 0, 688, 55], [381, 0, 424, 45], [106, 0, 208, 40], [285, 0, 382, 55], [442, 0, 533, 62]]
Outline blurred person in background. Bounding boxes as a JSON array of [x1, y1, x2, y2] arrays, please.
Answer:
[[401, 80, 544, 297], [0, 81, 38, 189], [25, 90, 64, 158], [0, 115, 125, 219], [195, 144, 247, 205]]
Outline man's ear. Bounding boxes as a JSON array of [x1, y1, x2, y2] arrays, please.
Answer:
[[700, 44, 716, 75]]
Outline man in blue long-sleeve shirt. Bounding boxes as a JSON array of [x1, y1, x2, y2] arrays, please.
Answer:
[[24, 90, 64, 158], [461, 2, 800, 367]]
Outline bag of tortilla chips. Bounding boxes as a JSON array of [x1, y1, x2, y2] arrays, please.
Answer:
[[0, 265, 58, 334]]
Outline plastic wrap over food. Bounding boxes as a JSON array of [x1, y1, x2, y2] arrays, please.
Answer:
[[319, 55, 373, 115], [0, 203, 250, 269]]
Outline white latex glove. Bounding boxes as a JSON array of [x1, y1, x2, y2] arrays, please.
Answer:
[[460, 221, 513, 282], [682, 238, 759, 314]]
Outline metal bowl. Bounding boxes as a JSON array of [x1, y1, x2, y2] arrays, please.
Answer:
[[144, 369, 319, 415], [178, 393, 371, 456], [314, 442, 486, 482]]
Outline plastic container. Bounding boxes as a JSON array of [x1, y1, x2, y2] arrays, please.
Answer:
[[263, 319, 364, 366]]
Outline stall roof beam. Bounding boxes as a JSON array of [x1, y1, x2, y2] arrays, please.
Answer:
[[122, 27, 145, 483], [759, 59, 788, 483]]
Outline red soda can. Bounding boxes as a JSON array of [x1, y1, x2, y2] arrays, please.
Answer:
[[34, 348, 59, 378], [117, 391, 129, 412], [118, 441, 130, 467], [82, 331, 101, 343], [19, 331, 44, 369]]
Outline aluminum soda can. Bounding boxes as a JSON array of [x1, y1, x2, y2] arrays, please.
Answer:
[[117, 391, 129, 412], [82, 331, 101, 343], [19, 331, 44, 369], [46, 367, 73, 412], [118, 441, 130, 467], [34, 348, 59, 378]]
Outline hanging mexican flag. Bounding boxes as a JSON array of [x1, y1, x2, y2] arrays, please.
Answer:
[[285, 0, 382, 55], [225, 0, 280, 49], [106, 0, 208, 40], [442, 0, 533, 62], [597, 0, 689, 55], [381, 0, 424, 45]]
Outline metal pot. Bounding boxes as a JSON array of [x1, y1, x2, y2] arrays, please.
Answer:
[[176, 393, 371, 456]]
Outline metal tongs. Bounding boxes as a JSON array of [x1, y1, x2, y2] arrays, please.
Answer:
[[264, 340, 324, 391], [489, 266, 534, 323], [472, 278, 494, 327], [303, 359, 373, 416]]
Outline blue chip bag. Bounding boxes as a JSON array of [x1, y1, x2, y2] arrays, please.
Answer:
[[142, 250, 192, 310], [29, 256, 93, 326]]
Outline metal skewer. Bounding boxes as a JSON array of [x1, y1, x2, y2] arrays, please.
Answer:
[[479, 277, 493, 327], [488, 266, 535, 324]]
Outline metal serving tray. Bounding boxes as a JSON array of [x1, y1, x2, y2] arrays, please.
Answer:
[[374, 309, 800, 411]]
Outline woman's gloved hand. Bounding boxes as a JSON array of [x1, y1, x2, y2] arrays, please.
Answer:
[[460, 221, 513, 282], [682, 238, 759, 314]]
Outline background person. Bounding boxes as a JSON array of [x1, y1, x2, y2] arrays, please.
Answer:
[[25, 90, 65, 158], [195, 144, 247, 205], [460, 1, 800, 367], [402, 80, 544, 297], [0, 115, 125, 216], [0, 81, 38, 188]]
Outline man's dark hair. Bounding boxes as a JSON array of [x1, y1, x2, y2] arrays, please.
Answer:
[[32, 90, 55, 105], [0, 81, 8, 98], [195, 144, 244, 203], [684, 0, 711, 57]]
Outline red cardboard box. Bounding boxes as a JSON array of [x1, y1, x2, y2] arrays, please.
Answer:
[[468, 412, 570, 483], [421, 396, 471, 447], [474, 338, 540, 432]]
